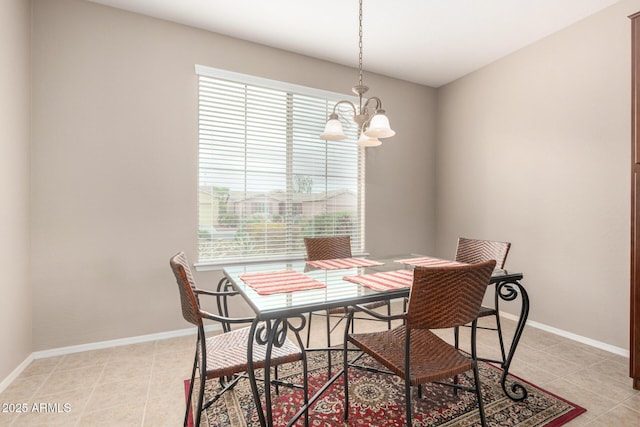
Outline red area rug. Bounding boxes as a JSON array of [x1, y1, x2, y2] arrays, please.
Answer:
[[186, 350, 586, 426]]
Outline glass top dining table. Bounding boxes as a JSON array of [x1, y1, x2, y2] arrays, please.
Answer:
[[222, 254, 529, 427], [223, 254, 524, 320]]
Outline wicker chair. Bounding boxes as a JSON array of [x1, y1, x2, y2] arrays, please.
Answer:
[[170, 252, 307, 427], [304, 235, 353, 261], [454, 237, 511, 364], [303, 236, 390, 349], [343, 260, 496, 427]]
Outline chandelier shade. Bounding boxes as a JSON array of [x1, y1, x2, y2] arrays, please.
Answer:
[[357, 133, 381, 147], [363, 110, 395, 138], [320, 0, 395, 147], [320, 114, 346, 141]]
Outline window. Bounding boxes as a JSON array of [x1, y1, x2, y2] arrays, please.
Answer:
[[196, 65, 365, 264]]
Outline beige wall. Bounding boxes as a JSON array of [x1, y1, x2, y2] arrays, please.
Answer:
[[0, 0, 32, 381], [436, 0, 640, 350], [30, 0, 436, 350], [25, 0, 636, 358]]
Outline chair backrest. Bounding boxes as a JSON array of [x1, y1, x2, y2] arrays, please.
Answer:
[[406, 260, 496, 330], [304, 236, 352, 261], [169, 252, 202, 327], [455, 237, 511, 269]]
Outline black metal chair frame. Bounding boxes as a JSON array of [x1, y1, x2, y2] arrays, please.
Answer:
[[171, 254, 309, 427], [453, 237, 511, 366], [454, 287, 508, 365], [342, 263, 494, 427], [343, 310, 486, 427]]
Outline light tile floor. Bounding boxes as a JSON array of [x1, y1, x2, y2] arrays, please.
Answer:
[[0, 312, 639, 426]]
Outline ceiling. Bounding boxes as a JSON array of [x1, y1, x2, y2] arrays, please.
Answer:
[[88, 0, 621, 87]]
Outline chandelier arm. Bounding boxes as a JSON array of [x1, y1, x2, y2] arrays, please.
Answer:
[[359, 111, 382, 133], [331, 99, 358, 117], [360, 96, 382, 132], [363, 96, 382, 111]]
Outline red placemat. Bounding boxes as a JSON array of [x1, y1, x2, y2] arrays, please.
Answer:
[[239, 270, 326, 295], [395, 256, 466, 267], [343, 269, 413, 291], [307, 257, 384, 270]]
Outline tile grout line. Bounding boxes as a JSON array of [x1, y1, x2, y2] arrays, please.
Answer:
[[590, 402, 640, 424], [73, 360, 108, 426], [8, 355, 66, 426], [140, 340, 160, 426], [621, 397, 640, 413]]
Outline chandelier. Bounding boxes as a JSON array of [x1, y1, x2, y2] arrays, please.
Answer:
[[320, 0, 395, 147]]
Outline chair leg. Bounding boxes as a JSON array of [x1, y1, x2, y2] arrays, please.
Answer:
[[326, 310, 333, 377], [494, 312, 506, 365], [301, 352, 310, 426], [194, 365, 206, 427], [343, 346, 350, 421], [194, 330, 208, 427], [470, 318, 486, 427], [453, 374, 459, 396], [472, 360, 487, 427], [306, 312, 313, 347], [453, 326, 460, 396], [454, 325, 460, 350], [343, 313, 353, 422], [405, 377, 412, 427], [492, 287, 507, 365], [184, 352, 198, 427]]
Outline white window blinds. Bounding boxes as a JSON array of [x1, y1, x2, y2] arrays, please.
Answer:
[[196, 66, 365, 264]]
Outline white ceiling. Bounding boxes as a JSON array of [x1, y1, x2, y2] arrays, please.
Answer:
[[88, 0, 621, 87]]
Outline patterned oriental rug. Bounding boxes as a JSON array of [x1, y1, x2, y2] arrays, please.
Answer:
[[187, 351, 586, 427]]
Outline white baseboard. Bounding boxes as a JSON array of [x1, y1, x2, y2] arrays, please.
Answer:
[[0, 353, 34, 395], [500, 312, 629, 357], [32, 324, 222, 359], [0, 324, 220, 395]]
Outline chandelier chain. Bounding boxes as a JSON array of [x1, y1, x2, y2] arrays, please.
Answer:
[[358, 0, 363, 87], [320, 0, 393, 145]]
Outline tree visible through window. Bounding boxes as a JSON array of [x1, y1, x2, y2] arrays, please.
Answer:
[[196, 66, 365, 263]]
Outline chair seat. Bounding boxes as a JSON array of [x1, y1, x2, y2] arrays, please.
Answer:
[[200, 326, 303, 379], [477, 305, 497, 317], [348, 325, 472, 385]]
